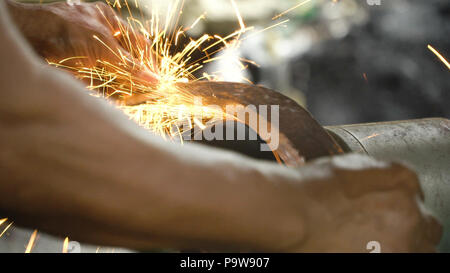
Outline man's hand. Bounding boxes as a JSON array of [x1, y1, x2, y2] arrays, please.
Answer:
[[290, 155, 442, 252], [6, 0, 157, 82]]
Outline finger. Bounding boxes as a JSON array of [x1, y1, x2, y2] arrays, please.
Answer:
[[114, 23, 155, 66], [135, 70, 159, 85], [102, 37, 159, 84], [93, 2, 157, 74], [423, 212, 443, 246], [95, 2, 130, 41], [334, 159, 424, 200], [413, 210, 442, 253], [87, 39, 160, 93], [86, 32, 130, 67], [390, 163, 424, 201]]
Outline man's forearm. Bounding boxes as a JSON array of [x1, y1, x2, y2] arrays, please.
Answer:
[[0, 1, 306, 252], [0, 96, 309, 252], [117, 143, 309, 251]]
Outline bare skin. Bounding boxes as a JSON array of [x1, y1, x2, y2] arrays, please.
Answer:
[[6, 0, 157, 83], [0, 1, 442, 252]]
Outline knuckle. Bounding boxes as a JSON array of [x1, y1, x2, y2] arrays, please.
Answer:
[[423, 210, 443, 244], [330, 153, 389, 171], [392, 162, 417, 178], [391, 191, 422, 222], [390, 163, 424, 197]]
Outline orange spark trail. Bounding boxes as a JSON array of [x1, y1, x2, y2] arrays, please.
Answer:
[[363, 73, 368, 83], [0, 222, 13, 238], [272, 0, 314, 20], [0, 218, 13, 239], [186, 12, 207, 31], [361, 133, 380, 141], [428, 45, 450, 70], [230, 0, 245, 32], [62, 237, 69, 253], [25, 230, 38, 253]]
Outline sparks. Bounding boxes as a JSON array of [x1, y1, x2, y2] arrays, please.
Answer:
[[0, 218, 13, 239], [363, 73, 368, 83], [48, 0, 268, 142], [272, 0, 314, 20], [62, 237, 69, 253], [25, 229, 38, 253], [428, 44, 450, 70], [361, 133, 380, 141], [230, 0, 246, 33], [0, 222, 13, 238]]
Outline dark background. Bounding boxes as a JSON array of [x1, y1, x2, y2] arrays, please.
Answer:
[[287, 0, 450, 125]]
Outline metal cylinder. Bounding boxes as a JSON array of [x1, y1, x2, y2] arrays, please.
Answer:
[[326, 118, 450, 252]]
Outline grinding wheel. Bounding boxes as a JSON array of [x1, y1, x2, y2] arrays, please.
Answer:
[[125, 81, 344, 166]]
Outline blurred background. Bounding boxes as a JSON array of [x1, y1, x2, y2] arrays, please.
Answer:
[[21, 0, 450, 125]]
